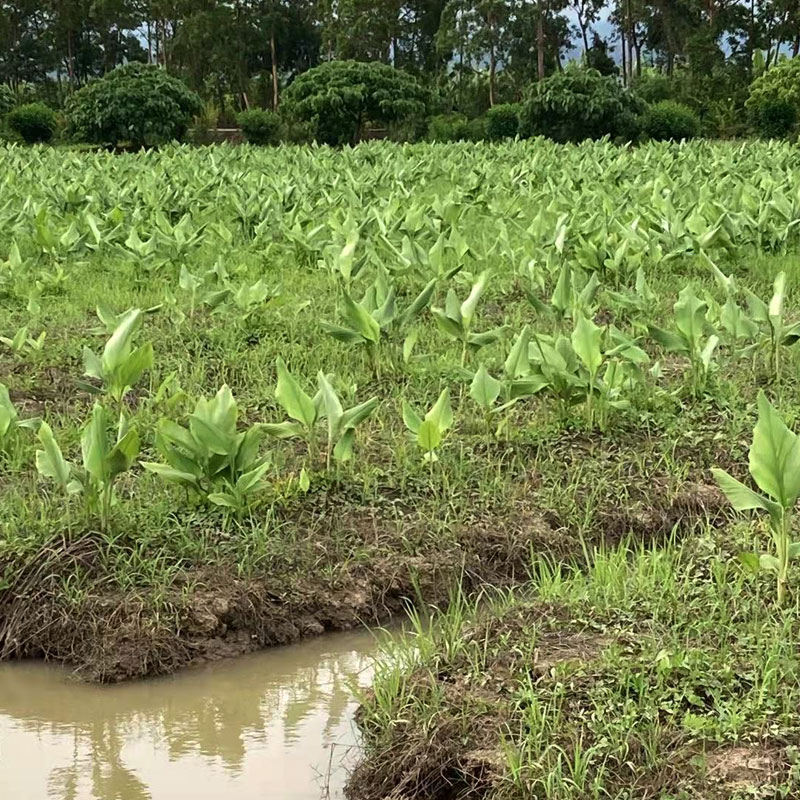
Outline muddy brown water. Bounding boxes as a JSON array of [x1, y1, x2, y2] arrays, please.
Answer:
[[0, 629, 379, 800]]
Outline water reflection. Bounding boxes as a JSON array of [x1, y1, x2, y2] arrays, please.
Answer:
[[0, 629, 377, 800]]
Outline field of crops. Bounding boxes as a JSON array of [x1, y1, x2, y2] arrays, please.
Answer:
[[3, 139, 800, 796]]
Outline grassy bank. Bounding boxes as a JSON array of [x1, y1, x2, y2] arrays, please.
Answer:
[[1, 139, 800, 682], [351, 536, 800, 799]]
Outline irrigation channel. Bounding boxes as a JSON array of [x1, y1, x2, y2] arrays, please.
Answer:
[[0, 629, 378, 799]]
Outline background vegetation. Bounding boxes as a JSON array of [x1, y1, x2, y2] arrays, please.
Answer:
[[2, 0, 800, 145]]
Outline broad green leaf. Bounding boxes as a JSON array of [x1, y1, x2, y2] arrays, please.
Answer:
[[403, 330, 419, 363], [235, 459, 272, 495], [36, 422, 72, 487], [341, 292, 380, 343], [275, 358, 316, 429], [460, 271, 488, 326], [431, 307, 464, 339], [333, 428, 355, 462], [504, 326, 530, 379], [208, 492, 239, 508], [469, 365, 501, 410], [747, 392, 800, 508], [261, 420, 305, 439], [320, 321, 364, 344], [737, 552, 761, 574], [140, 462, 199, 487], [317, 372, 343, 445], [648, 325, 686, 353], [102, 308, 142, 373], [425, 387, 453, 432], [403, 279, 437, 323], [760, 553, 781, 573], [108, 428, 140, 476], [417, 419, 442, 452], [571, 314, 603, 376], [674, 287, 707, 352], [81, 403, 110, 482], [341, 397, 379, 430], [189, 414, 237, 456], [712, 467, 774, 513], [402, 401, 422, 434]]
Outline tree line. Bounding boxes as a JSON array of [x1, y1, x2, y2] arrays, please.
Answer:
[[2, 1, 799, 122]]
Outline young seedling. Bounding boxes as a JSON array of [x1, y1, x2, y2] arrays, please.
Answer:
[[142, 385, 270, 513], [744, 272, 800, 385], [469, 364, 502, 436], [0, 384, 40, 451], [431, 271, 502, 366], [82, 308, 153, 409], [36, 403, 140, 532], [713, 392, 800, 606], [0, 325, 46, 357], [321, 268, 437, 375], [527, 262, 600, 321], [648, 286, 719, 396], [402, 387, 453, 468], [262, 358, 378, 469]]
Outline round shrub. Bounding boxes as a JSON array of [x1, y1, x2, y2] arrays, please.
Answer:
[[6, 103, 58, 143], [0, 85, 15, 116], [65, 63, 202, 147], [520, 68, 644, 143], [746, 59, 800, 126], [283, 60, 429, 146], [237, 109, 281, 145], [750, 98, 797, 139], [642, 100, 701, 141], [427, 113, 471, 142], [485, 103, 520, 140]]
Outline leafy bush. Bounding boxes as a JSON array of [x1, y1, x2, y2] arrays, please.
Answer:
[[282, 60, 429, 146], [633, 71, 674, 104], [485, 103, 520, 140], [65, 63, 202, 147], [428, 113, 471, 142], [746, 59, 800, 125], [520, 67, 644, 143], [0, 85, 14, 116], [750, 98, 797, 139], [237, 108, 281, 145], [642, 100, 701, 141], [6, 103, 58, 143]]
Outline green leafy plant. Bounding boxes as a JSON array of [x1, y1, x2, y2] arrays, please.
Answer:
[[322, 268, 436, 375], [65, 63, 202, 147], [485, 104, 521, 140], [36, 403, 140, 531], [7, 102, 58, 143], [402, 387, 453, 466], [431, 271, 502, 365], [0, 384, 39, 450], [750, 98, 797, 139], [743, 272, 800, 384], [641, 100, 701, 141], [746, 58, 800, 131], [282, 60, 429, 146], [527, 262, 601, 321], [713, 392, 800, 606], [262, 358, 378, 468], [237, 109, 281, 145], [1, 325, 46, 356], [82, 308, 153, 407], [142, 385, 270, 512], [519, 67, 644, 143], [649, 287, 719, 395]]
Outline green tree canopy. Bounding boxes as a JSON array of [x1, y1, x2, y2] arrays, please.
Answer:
[[65, 63, 202, 147], [282, 59, 429, 145]]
